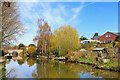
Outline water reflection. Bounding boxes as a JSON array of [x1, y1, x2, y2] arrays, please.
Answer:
[[5, 57, 119, 78], [27, 58, 36, 67]]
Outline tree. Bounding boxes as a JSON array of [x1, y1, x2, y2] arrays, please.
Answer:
[[33, 19, 51, 54], [113, 36, 120, 47], [27, 46, 36, 54], [11, 45, 18, 49], [28, 44, 36, 47], [80, 36, 88, 40], [47, 33, 59, 56], [18, 43, 25, 49], [1, 2, 25, 47], [54, 25, 80, 56], [115, 36, 120, 42]]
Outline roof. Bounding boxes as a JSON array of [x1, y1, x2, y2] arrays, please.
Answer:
[[106, 32, 120, 36], [79, 49, 86, 52], [93, 36, 101, 38], [113, 33, 120, 36], [92, 48, 105, 51]]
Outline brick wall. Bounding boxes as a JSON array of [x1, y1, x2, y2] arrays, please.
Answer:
[[100, 32, 117, 43]]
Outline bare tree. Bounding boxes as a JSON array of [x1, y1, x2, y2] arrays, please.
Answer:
[[33, 19, 51, 55], [1, 2, 25, 47]]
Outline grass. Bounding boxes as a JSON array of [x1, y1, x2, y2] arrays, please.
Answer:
[[97, 60, 118, 69], [79, 57, 96, 64], [78, 56, 119, 70]]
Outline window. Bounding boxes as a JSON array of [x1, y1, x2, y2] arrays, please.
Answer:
[[106, 34, 110, 37], [105, 40, 108, 43], [105, 40, 112, 43]]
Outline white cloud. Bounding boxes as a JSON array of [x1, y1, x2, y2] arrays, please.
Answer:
[[16, 2, 68, 45], [17, 2, 96, 45], [69, 2, 84, 22], [69, 2, 95, 23], [39, 2, 67, 31]]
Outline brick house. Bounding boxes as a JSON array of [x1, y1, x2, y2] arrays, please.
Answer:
[[91, 32, 120, 43]]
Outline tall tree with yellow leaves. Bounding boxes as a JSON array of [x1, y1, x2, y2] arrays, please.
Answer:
[[54, 25, 80, 56]]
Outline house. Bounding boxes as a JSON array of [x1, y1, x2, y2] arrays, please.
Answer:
[[81, 40, 101, 44], [100, 32, 120, 43], [91, 33, 101, 41], [91, 32, 120, 43]]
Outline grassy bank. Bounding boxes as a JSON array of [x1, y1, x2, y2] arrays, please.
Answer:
[[1, 57, 7, 80]]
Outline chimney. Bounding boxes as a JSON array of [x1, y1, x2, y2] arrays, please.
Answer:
[[94, 33, 98, 37]]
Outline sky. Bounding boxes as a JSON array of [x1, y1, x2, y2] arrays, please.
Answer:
[[16, 1, 118, 46]]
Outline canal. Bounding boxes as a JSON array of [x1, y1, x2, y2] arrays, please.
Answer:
[[5, 57, 118, 78]]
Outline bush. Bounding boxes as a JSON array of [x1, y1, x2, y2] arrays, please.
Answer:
[[18, 43, 25, 49], [72, 56, 79, 61], [103, 56, 110, 59], [19, 52, 25, 57], [27, 46, 35, 54]]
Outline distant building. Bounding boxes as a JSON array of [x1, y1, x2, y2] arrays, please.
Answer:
[[91, 33, 101, 41], [81, 40, 101, 44], [91, 32, 120, 43]]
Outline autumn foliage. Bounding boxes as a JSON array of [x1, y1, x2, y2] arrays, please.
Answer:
[[33, 19, 51, 54], [27, 46, 36, 54]]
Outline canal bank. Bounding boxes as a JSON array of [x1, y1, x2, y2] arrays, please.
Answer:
[[37, 55, 120, 72]]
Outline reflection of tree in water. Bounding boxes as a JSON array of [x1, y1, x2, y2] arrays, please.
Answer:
[[27, 57, 36, 67], [17, 59, 25, 66], [6, 59, 11, 64], [32, 59, 48, 78], [12, 59, 16, 62], [63, 63, 118, 78], [6, 68, 17, 78], [32, 59, 80, 78]]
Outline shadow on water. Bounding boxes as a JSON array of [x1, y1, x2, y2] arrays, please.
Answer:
[[5, 57, 119, 78]]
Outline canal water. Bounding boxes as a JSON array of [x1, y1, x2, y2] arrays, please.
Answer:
[[5, 57, 118, 78]]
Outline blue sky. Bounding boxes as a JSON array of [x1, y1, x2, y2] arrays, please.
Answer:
[[17, 2, 118, 46]]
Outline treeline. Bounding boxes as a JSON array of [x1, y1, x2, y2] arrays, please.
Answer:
[[33, 19, 80, 57]]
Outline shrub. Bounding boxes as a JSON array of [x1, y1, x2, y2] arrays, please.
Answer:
[[28, 44, 36, 47], [19, 52, 25, 57], [103, 56, 110, 59], [27, 46, 36, 54], [72, 56, 79, 61], [90, 46, 95, 50], [18, 43, 25, 49]]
